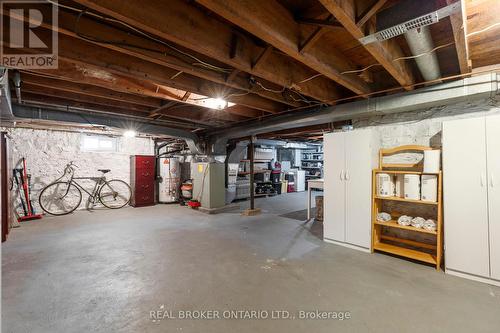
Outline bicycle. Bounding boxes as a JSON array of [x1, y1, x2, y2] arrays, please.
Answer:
[[39, 162, 131, 216]]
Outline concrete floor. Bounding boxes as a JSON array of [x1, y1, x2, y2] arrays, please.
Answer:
[[2, 192, 500, 333]]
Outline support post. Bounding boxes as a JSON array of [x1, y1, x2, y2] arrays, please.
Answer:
[[249, 139, 255, 210], [242, 136, 261, 216]]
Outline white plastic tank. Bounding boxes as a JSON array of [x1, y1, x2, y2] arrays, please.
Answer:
[[394, 174, 405, 198], [225, 184, 236, 204], [421, 175, 438, 202], [404, 174, 420, 200], [423, 150, 441, 173], [159, 157, 180, 203], [377, 173, 394, 197]]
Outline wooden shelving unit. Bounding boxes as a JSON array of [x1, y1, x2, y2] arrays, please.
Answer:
[[372, 145, 443, 270], [374, 195, 439, 205]]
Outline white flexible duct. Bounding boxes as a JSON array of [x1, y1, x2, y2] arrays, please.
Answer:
[[405, 27, 442, 81]]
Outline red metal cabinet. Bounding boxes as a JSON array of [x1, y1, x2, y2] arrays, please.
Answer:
[[130, 155, 155, 207]]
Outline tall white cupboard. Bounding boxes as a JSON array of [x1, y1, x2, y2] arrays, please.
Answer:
[[323, 129, 379, 251], [443, 115, 500, 286]]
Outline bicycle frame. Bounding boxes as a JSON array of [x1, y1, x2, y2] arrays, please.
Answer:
[[55, 168, 109, 204], [40, 162, 131, 216]]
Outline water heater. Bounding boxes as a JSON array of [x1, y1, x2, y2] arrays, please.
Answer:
[[158, 157, 180, 203]]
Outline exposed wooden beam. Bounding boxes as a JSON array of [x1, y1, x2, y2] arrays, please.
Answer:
[[20, 91, 224, 128], [356, 0, 388, 28], [160, 105, 247, 123], [26, 60, 192, 103], [24, 79, 245, 124], [20, 95, 206, 130], [20, 72, 162, 108], [252, 45, 273, 70], [225, 69, 240, 83], [299, 27, 328, 53], [296, 18, 344, 30], [6, 8, 300, 109], [21, 83, 153, 112], [147, 101, 178, 118], [5, 27, 285, 114], [447, 0, 471, 74], [181, 92, 191, 101], [196, 0, 371, 95], [229, 33, 238, 59], [20, 92, 154, 119], [224, 105, 266, 118], [72, 0, 342, 103], [319, 0, 416, 89]]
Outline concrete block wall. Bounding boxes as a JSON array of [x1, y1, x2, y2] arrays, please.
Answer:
[[4, 127, 154, 215], [354, 96, 500, 164]]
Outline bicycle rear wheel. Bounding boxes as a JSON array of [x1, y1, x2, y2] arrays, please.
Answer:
[[39, 181, 82, 216], [99, 179, 131, 209]]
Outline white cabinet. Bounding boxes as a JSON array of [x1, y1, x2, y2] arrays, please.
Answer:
[[443, 115, 500, 285], [486, 116, 500, 280], [323, 129, 379, 251]]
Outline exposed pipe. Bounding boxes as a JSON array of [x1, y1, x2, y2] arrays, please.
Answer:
[[209, 73, 500, 154], [405, 27, 442, 81], [0, 68, 14, 120], [11, 104, 203, 154], [12, 70, 22, 104]]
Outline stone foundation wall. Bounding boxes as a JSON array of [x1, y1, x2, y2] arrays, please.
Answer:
[[3, 127, 154, 215]]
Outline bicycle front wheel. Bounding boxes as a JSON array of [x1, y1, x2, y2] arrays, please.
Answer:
[[39, 181, 82, 216], [99, 179, 131, 209]]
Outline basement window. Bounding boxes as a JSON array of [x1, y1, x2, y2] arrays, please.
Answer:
[[80, 134, 117, 152]]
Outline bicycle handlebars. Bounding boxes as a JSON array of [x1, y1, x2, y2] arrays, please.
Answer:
[[64, 161, 78, 174]]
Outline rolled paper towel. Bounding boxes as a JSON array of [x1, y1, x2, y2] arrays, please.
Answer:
[[423, 150, 441, 173], [397, 215, 413, 226], [411, 217, 426, 229], [377, 212, 392, 222], [423, 219, 437, 231]]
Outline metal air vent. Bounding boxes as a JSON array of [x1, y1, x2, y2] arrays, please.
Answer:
[[359, 1, 461, 45]]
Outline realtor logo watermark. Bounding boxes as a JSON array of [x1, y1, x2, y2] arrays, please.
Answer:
[[1, 0, 58, 69]]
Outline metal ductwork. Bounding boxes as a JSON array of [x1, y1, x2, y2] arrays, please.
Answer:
[[0, 68, 14, 121], [11, 104, 203, 154], [227, 139, 287, 163], [12, 70, 22, 104], [404, 27, 441, 81], [210, 73, 500, 154], [375, 0, 449, 82]]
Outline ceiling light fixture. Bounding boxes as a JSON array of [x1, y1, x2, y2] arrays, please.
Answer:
[[204, 97, 228, 110], [123, 130, 136, 138]]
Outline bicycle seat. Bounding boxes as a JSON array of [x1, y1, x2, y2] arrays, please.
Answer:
[[98, 169, 111, 174]]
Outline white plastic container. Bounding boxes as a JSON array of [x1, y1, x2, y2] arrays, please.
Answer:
[[404, 174, 420, 200], [394, 174, 405, 198], [377, 173, 394, 197], [225, 184, 236, 204], [159, 157, 180, 203], [423, 150, 441, 173], [421, 175, 438, 202]]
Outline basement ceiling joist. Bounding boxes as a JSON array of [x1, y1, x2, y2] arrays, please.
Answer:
[[3, 0, 499, 136], [7, 6, 303, 109], [318, 0, 416, 89], [20, 72, 164, 108], [4, 25, 285, 114], [71, 0, 344, 104], [195, 0, 372, 95]]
